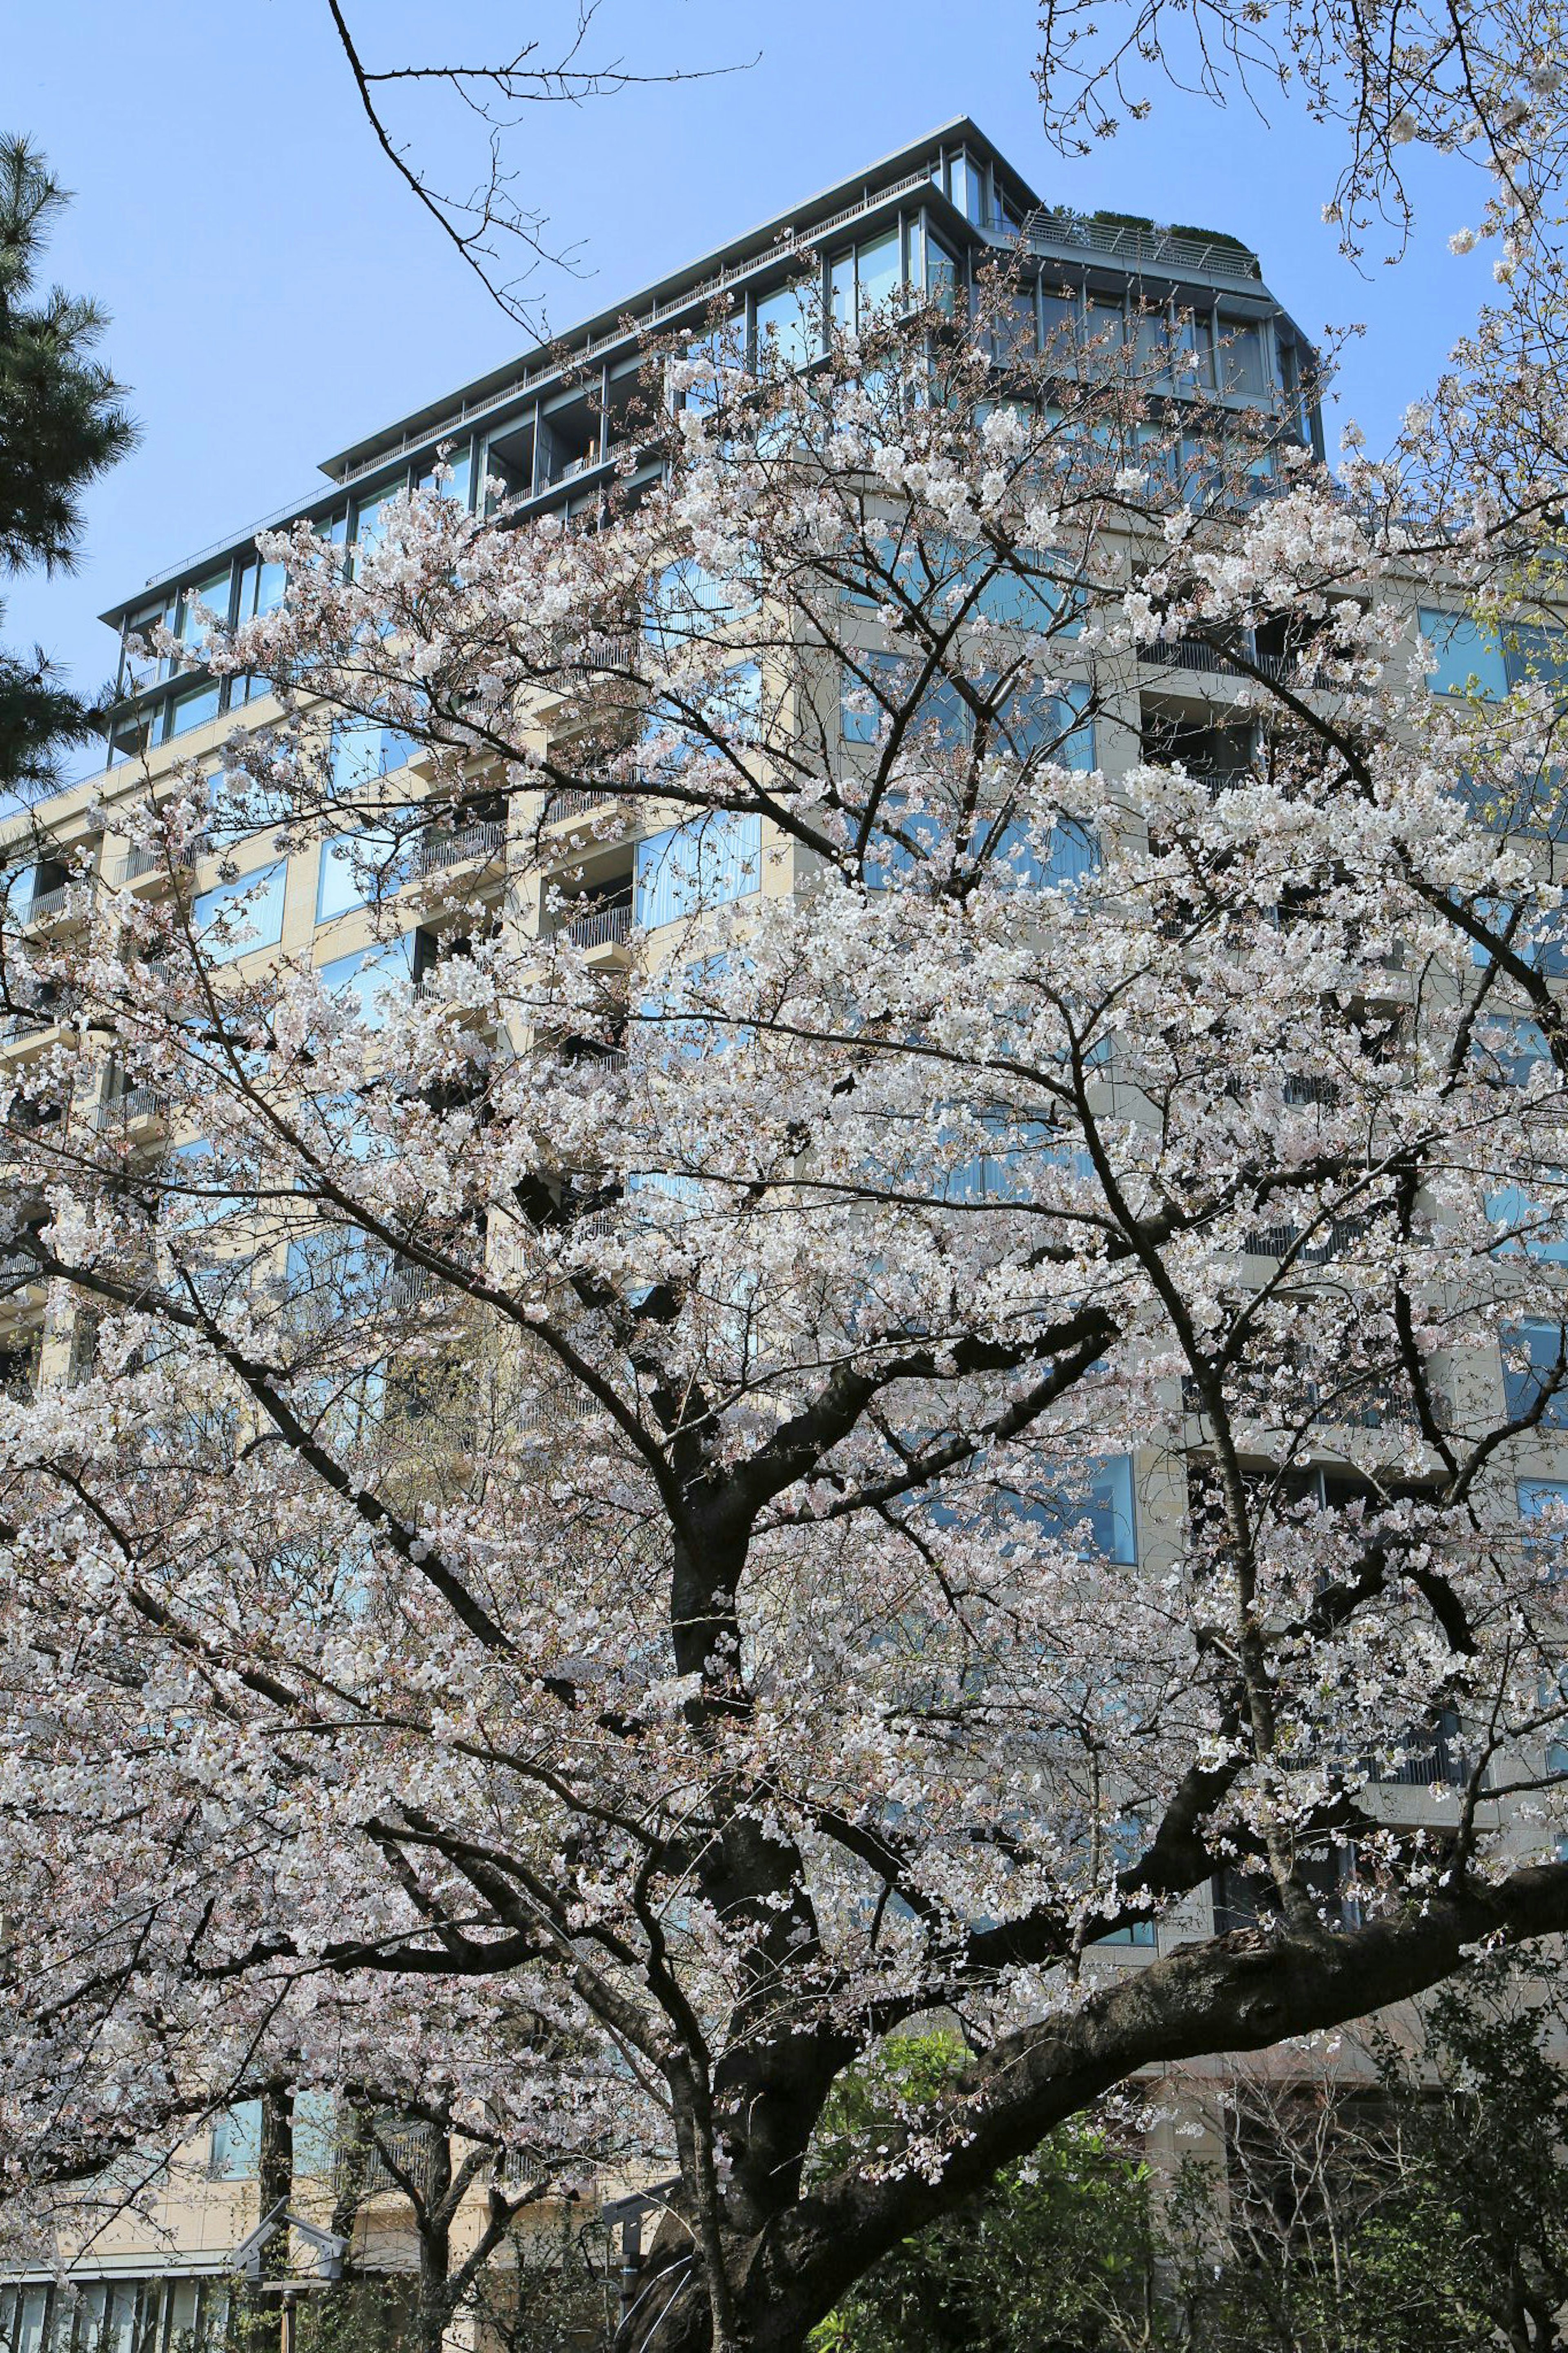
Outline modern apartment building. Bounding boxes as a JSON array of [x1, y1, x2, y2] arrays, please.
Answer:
[[0, 114, 1548, 2350]]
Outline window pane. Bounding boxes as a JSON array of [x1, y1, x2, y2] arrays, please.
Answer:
[[753, 282, 816, 371], [635, 813, 762, 928], [192, 861, 287, 964], [1420, 608, 1508, 698], [1040, 288, 1080, 353], [1221, 318, 1270, 396], [209, 2100, 262, 2177], [163, 680, 221, 740], [1503, 1321, 1568, 1425], [855, 230, 901, 321], [316, 825, 408, 924], [331, 723, 417, 794], [316, 936, 415, 1025], [926, 231, 960, 317]]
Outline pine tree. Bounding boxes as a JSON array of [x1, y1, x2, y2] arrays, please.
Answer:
[[0, 135, 134, 796]]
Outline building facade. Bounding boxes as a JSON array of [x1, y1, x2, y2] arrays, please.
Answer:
[[1, 114, 1553, 2349]]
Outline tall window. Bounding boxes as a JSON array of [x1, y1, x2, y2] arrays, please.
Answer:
[[635, 812, 762, 929], [192, 861, 287, 963], [316, 936, 415, 1024], [1503, 1320, 1568, 1427]]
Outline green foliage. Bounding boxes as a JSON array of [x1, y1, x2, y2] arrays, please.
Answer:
[[808, 2034, 1158, 2353], [811, 1972, 1568, 2353], [0, 134, 134, 792], [1164, 225, 1257, 255], [1162, 1956, 1568, 2353]]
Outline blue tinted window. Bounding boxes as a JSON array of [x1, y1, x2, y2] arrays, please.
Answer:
[[331, 722, 417, 794], [193, 862, 287, 963], [316, 825, 408, 924], [998, 1457, 1136, 1563], [753, 282, 817, 371], [1485, 1180, 1568, 1263], [856, 230, 901, 319], [635, 813, 762, 929], [209, 2101, 262, 2179], [316, 937, 414, 1025], [1503, 1321, 1568, 1426], [1420, 608, 1508, 698], [164, 680, 221, 740]]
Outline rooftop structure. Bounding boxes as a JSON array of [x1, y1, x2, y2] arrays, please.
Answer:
[[96, 117, 1320, 767]]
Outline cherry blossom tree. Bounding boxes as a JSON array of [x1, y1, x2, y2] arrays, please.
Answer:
[[5, 256, 1568, 2353]]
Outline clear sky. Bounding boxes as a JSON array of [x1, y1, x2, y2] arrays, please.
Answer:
[[6, 0, 1494, 722]]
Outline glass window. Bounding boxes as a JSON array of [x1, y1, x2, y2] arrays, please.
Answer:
[[1503, 1320, 1568, 1426], [256, 558, 287, 614], [316, 936, 415, 1026], [1085, 296, 1125, 362], [1475, 1016, 1550, 1086], [108, 706, 152, 766], [331, 722, 417, 794], [1520, 1481, 1568, 1581], [1040, 287, 1080, 353], [926, 230, 960, 317], [994, 1457, 1136, 1563], [316, 825, 408, 924], [416, 442, 474, 505], [1505, 621, 1568, 694], [163, 679, 222, 740], [353, 481, 405, 555], [635, 812, 763, 929], [1133, 302, 1173, 385], [948, 152, 989, 225], [179, 567, 232, 647], [1421, 607, 1508, 698], [1220, 318, 1270, 397], [829, 253, 854, 337], [209, 2100, 262, 2178], [855, 230, 902, 321], [1486, 1179, 1568, 1262], [1174, 310, 1216, 390], [165, 1137, 254, 1229], [753, 281, 817, 371], [192, 861, 287, 964]]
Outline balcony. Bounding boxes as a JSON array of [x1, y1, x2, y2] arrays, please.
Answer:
[[1021, 207, 1261, 283], [414, 820, 506, 878], [20, 883, 76, 929], [117, 840, 200, 887], [330, 2121, 437, 2199], [556, 901, 632, 952], [94, 1085, 166, 1133], [540, 787, 618, 826]]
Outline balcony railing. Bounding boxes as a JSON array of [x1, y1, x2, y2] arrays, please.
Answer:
[[541, 787, 617, 825], [331, 2122, 437, 2199], [557, 901, 632, 952], [21, 885, 74, 927], [95, 1086, 165, 1131], [415, 820, 506, 876], [118, 841, 200, 886], [1021, 207, 1261, 282]]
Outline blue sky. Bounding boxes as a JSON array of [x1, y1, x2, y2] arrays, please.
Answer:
[[7, 0, 1492, 716]]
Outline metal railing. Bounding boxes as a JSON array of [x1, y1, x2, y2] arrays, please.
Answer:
[[118, 841, 200, 885], [416, 820, 506, 875], [331, 2123, 437, 2199], [542, 787, 618, 825], [21, 885, 73, 926], [95, 1086, 165, 1131], [1021, 207, 1261, 282], [558, 901, 632, 951], [1137, 636, 1290, 682]]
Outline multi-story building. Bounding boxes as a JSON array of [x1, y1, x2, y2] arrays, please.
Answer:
[[1, 112, 1547, 2348]]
